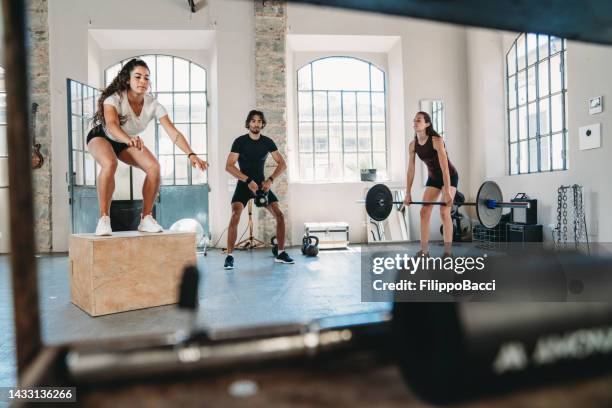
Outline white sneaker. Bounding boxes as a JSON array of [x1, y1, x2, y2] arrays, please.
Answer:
[[95, 216, 112, 236], [138, 214, 163, 233]]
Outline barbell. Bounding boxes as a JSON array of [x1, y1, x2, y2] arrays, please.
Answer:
[[361, 181, 529, 228]]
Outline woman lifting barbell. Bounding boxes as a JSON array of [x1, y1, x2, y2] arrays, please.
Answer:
[[405, 111, 458, 257]]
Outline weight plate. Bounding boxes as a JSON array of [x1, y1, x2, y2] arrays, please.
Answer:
[[365, 184, 394, 221], [476, 181, 503, 228]]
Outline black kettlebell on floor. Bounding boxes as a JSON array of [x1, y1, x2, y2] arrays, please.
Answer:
[[254, 188, 269, 207], [271, 236, 279, 256], [301, 235, 319, 257]]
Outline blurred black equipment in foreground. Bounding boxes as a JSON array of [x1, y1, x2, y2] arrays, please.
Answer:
[[65, 252, 612, 403]]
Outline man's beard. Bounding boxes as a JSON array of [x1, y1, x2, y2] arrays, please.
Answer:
[[251, 127, 260, 134]]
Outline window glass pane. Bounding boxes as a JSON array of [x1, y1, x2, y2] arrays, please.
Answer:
[[510, 143, 518, 175], [191, 124, 207, 154], [160, 155, 174, 185], [298, 91, 313, 121], [527, 66, 536, 102], [190, 64, 206, 91], [299, 153, 314, 180], [539, 98, 550, 135], [328, 91, 342, 122], [529, 138, 538, 172], [156, 56, 173, 92], [358, 123, 371, 151], [540, 136, 551, 171], [190, 93, 206, 123], [175, 155, 189, 185], [371, 92, 385, 122], [74, 151, 83, 185], [357, 92, 371, 122], [329, 152, 343, 180], [507, 75, 516, 109], [537, 34, 549, 59], [314, 122, 328, 152], [517, 71, 527, 105], [507, 46, 516, 75], [157, 93, 173, 122], [518, 105, 527, 140], [550, 36, 563, 54], [297, 64, 312, 91], [192, 158, 208, 184], [551, 94, 563, 133], [72, 116, 83, 151], [329, 122, 342, 152], [528, 102, 537, 138], [313, 91, 327, 121], [113, 162, 130, 200], [174, 93, 189, 123], [371, 66, 384, 91], [315, 153, 329, 180], [343, 122, 357, 152], [372, 122, 386, 151], [527, 33, 538, 66], [312, 57, 370, 91], [298, 122, 313, 152], [159, 124, 174, 154], [519, 140, 528, 173], [132, 165, 145, 200], [71, 84, 82, 117], [344, 152, 358, 180], [509, 109, 518, 142], [174, 58, 190, 92], [550, 54, 562, 94], [358, 152, 372, 171], [516, 35, 526, 71], [342, 92, 356, 121], [373, 152, 387, 180], [538, 60, 549, 97], [552, 132, 563, 170]]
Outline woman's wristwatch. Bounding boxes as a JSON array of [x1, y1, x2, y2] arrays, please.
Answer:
[[267, 176, 274, 183]]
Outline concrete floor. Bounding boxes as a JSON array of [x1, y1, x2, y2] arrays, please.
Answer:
[[0, 244, 401, 390]]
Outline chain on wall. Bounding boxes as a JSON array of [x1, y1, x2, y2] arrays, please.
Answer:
[[554, 184, 590, 253]]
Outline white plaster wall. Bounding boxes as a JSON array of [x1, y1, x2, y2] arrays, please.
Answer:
[[467, 28, 612, 242], [286, 3, 470, 244]]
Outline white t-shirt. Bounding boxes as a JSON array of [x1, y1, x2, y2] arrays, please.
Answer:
[[102, 91, 168, 142]]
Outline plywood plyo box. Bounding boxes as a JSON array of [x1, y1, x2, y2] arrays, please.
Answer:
[[69, 231, 197, 316]]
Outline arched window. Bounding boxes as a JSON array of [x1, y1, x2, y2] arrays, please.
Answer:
[[297, 57, 387, 181], [105, 55, 208, 185], [506, 34, 567, 174]]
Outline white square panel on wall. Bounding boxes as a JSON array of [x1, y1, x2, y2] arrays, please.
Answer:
[[578, 123, 601, 151]]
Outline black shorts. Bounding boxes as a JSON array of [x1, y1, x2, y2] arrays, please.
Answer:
[[231, 181, 279, 207], [426, 174, 459, 190], [86, 125, 129, 156]]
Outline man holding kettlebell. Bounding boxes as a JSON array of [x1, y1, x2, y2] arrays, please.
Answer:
[[224, 110, 294, 269]]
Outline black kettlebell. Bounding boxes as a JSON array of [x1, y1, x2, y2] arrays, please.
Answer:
[[254, 189, 269, 207], [302, 235, 319, 257], [271, 235, 278, 257]]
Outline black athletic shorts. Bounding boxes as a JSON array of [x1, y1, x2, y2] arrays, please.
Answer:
[[231, 181, 279, 207], [426, 173, 459, 189], [86, 124, 129, 156]]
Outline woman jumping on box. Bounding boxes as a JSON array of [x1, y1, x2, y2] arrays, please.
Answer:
[[404, 111, 458, 257], [87, 58, 208, 236]]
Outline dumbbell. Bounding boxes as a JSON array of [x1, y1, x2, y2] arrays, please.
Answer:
[[67, 251, 612, 403]]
